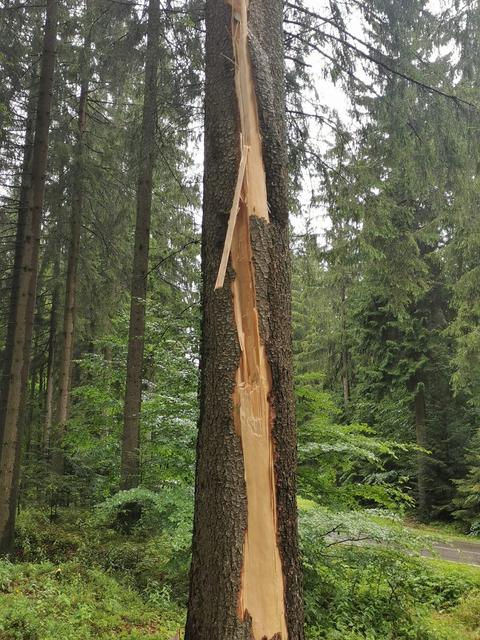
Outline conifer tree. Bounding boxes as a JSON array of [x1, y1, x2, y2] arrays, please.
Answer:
[[186, 1, 303, 638], [0, 0, 58, 554], [121, 0, 160, 490]]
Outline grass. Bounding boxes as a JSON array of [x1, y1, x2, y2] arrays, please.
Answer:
[[0, 560, 184, 640], [404, 519, 479, 544], [2, 506, 480, 640], [425, 587, 480, 639]]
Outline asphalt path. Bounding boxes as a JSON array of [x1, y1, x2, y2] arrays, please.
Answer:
[[425, 540, 480, 566], [327, 531, 480, 566]]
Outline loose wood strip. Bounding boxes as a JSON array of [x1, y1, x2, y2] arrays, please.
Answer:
[[214, 144, 249, 290]]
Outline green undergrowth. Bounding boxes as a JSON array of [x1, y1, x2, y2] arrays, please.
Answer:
[[0, 561, 184, 640], [370, 513, 480, 545], [300, 502, 480, 640], [1, 502, 479, 639], [406, 520, 480, 544]]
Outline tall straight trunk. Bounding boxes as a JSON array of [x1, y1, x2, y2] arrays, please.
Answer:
[[186, 2, 304, 639], [341, 286, 350, 410], [120, 0, 160, 490], [52, 18, 90, 475], [43, 260, 59, 455], [0, 66, 38, 453], [342, 348, 350, 409], [415, 382, 429, 521], [0, 0, 58, 555]]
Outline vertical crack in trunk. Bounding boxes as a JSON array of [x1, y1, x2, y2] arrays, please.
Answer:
[[222, 1, 287, 638]]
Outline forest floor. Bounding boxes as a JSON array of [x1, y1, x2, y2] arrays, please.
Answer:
[[0, 508, 479, 639]]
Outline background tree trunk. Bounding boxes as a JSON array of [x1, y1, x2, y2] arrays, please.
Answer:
[[43, 259, 59, 456], [415, 382, 429, 521], [0, 0, 58, 555], [52, 19, 90, 476], [0, 64, 38, 454], [185, 1, 304, 638], [120, 0, 160, 490]]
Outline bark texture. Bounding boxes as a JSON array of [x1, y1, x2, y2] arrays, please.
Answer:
[[185, 1, 304, 638], [0, 0, 58, 555], [120, 0, 160, 490]]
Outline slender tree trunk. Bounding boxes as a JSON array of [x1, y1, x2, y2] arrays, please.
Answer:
[[340, 287, 350, 410], [415, 382, 429, 521], [0, 0, 58, 555], [342, 349, 350, 408], [52, 9, 91, 475], [43, 260, 59, 455], [186, 2, 304, 639], [0, 65, 38, 453], [26, 344, 38, 448], [120, 0, 160, 490]]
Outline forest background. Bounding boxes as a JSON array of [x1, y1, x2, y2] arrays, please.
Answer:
[[2, 0, 480, 638]]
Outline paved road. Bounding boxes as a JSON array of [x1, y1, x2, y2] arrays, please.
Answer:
[[328, 532, 480, 566], [425, 540, 480, 566], [327, 528, 480, 566]]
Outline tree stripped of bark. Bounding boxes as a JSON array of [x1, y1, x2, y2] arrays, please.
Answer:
[[120, 0, 160, 490], [0, 0, 58, 555], [186, 1, 304, 638]]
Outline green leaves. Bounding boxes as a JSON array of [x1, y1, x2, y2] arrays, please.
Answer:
[[296, 374, 414, 511]]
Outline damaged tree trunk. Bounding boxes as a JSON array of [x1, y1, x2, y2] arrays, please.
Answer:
[[120, 0, 160, 490], [185, 1, 304, 639], [0, 0, 58, 555]]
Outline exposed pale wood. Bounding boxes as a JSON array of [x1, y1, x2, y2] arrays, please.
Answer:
[[224, 1, 287, 638], [230, 0, 268, 222], [231, 206, 287, 640]]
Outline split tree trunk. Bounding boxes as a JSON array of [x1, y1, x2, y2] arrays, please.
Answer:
[[0, 0, 58, 555], [52, 16, 90, 475], [120, 0, 160, 490], [185, 1, 304, 639]]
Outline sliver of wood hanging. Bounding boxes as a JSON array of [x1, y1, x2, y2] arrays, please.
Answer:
[[216, 1, 288, 638]]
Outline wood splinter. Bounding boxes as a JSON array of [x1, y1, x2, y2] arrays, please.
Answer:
[[215, 142, 249, 290]]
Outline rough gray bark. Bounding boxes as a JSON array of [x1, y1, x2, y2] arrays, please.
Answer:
[[120, 0, 160, 490], [185, 1, 304, 638], [0, 0, 58, 555]]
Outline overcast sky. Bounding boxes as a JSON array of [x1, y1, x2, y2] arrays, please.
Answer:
[[294, 0, 448, 239]]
